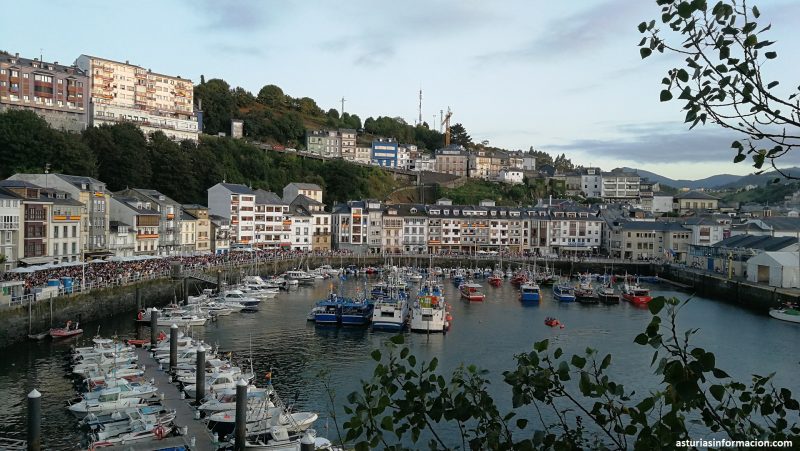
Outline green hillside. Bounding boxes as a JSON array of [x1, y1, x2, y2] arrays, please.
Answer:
[[0, 110, 401, 206]]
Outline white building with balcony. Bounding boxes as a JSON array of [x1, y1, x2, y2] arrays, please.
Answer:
[[75, 55, 198, 141], [207, 183, 257, 247], [0, 188, 22, 270]]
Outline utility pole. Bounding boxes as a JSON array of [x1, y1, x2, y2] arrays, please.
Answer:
[[418, 89, 423, 126], [439, 110, 443, 133], [341, 97, 346, 116]]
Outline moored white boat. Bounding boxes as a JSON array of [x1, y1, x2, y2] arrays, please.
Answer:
[[769, 308, 800, 324]]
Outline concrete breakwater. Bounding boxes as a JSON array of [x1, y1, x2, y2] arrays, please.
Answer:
[[657, 265, 800, 312]]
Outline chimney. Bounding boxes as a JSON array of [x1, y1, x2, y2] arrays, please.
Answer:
[[54, 61, 58, 65], [125, 60, 129, 65], [15, 52, 19, 57]]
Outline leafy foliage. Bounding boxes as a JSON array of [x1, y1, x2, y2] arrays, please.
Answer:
[[345, 297, 800, 449], [0, 111, 400, 206], [639, 0, 799, 177]]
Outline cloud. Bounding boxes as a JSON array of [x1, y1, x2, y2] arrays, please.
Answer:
[[318, 1, 498, 66], [477, 0, 651, 63], [191, 0, 278, 32], [209, 43, 265, 57], [544, 122, 761, 164]]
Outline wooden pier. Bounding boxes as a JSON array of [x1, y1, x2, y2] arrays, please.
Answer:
[[101, 348, 219, 451]]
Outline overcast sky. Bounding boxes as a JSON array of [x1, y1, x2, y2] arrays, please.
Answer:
[[4, 0, 798, 180]]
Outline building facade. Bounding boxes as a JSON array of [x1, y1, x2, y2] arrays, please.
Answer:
[[434, 145, 469, 177], [8, 174, 111, 257], [208, 183, 257, 247], [108, 196, 160, 256], [182, 205, 211, 253], [0, 53, 89, 132], [75, 55, 198, 141], [0, 188, 22, 269], [371, 138, 399, 168]]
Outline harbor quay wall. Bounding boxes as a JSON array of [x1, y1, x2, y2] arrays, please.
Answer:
[[0, 278, 181, 348], [658, 265, 800, 312], [5, 254, 793, 347]]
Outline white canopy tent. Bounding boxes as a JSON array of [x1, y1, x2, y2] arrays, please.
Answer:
[[746, 252, 800, 288]]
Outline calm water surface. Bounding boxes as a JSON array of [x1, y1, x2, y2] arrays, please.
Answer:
[[1, 277, 798, 448]]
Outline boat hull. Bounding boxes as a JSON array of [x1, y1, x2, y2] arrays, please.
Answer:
[[622, 294, 652, 305], [769, 310, 800, 323]]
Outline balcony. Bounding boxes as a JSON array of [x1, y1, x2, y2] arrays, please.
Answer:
[[136, 234, 159, 239], [52, 215, 81, 221]]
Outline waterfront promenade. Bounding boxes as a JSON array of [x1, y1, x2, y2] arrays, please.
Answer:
[[1, 250, 647, 307]]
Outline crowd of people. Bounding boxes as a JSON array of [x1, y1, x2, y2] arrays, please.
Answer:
[[0, 249, 356, 292], [1, 247, 632, 294]]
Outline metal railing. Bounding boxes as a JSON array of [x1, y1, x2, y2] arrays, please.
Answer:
[[6, 253, 651, 306]]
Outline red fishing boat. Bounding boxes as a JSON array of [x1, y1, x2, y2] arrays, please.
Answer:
[[510, 273, 527, 286], [488, 274, 502, 287], [49, 320, 83, 339], [459, 283, 486, 302], [621, 281, 652, 305]]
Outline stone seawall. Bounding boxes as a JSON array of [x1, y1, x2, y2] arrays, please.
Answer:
[[659, 265, 800, 312], [0, 256, 664, 348]]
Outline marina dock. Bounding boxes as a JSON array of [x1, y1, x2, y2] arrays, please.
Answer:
[[114, 348, 218, 451]]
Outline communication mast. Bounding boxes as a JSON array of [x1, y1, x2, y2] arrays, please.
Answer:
[[418, 89, 423, 126]]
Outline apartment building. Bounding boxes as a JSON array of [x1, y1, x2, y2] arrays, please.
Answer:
[[354, 147, 372, 165], [0, 188, 22, 269], [182, 205, 211, 253], [207, 183, 257, 247], [9, 173, 111, 257], [210, 215, 231, 255], [580, 167, 602, 198], [108, 196, 160, 256], [290, 195, 331, 251], [254, 189, 290, 249], [41, 188, 83, 263], [0, 180, 53, 264], [340, 129, 356, 160], [108, 221, 135, 257], [382, 206, 404, 254], [601, 170, 641, 201], [434, 145, 470, 177], [412, 156, 436, 172], [470, 151, 493, 180], [283, 183, 323, 204], [179, 211, 197, 253], [548, 207, 603, 255], [116, 188, 182, 255], [306, 130, 341, 158], [674, 191, 720, 214], [0, 53, 89, 132], [75, 55, 198, 141], [372, 138, 399, 168], [332, 200, 371, 253]]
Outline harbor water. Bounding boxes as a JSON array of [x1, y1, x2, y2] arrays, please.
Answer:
[[0, 277, 798, 448]]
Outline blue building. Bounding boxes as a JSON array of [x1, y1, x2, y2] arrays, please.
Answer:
[[371, 138, 398, 168]]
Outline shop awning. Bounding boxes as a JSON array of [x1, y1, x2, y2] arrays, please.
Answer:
[[18, 256, 57, 266]]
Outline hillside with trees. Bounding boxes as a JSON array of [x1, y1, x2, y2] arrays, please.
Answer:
[[0, 110, 400, 206], [194, 77, 447, 152]]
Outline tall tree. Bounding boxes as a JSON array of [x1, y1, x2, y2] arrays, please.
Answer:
[[449, 123, 472, 147], [83, 124, 150, 191], [639, 0, 799, 177], [147, 132, 195, 203], [194, 79, 234, 135], [0, 110, 96, 178], [257, 84, 285, 108]]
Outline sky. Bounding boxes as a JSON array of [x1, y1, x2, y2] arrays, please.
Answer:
[[3, 0, 799, 180]]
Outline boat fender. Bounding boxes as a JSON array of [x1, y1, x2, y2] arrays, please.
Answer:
[[154, 424, 166, 440], [137, 311, 144, 321]]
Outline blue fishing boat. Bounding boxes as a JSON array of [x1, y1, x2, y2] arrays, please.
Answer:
[[519, 283, 541, 302], [312, 293, 344, 325], [340, 298, 374, 327], [552, 283, 576, 302]]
